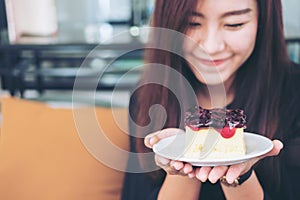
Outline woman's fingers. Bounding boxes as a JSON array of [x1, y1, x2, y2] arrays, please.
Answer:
[[155, 154, 171, 167], [225, 163, 247, 183], [196, 167, 212, 182], [208, 166, 228, 183], [150, 131, 284, 182], [144, 128, 185, 148], [193, 140, 284, 184], [148, 128, 192, 176], [144, 132, 160, 148], [183, 163, 194, 174], [246, 140, 284, 168], [259, 139, 283, 158], [155, 154, 196, 176]]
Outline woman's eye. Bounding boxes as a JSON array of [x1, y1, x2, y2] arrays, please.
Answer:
[[225, 23, 245, 29], [189, 22, 201, 27]]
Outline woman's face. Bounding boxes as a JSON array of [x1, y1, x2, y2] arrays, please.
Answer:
[[183, 0, 258, 85]]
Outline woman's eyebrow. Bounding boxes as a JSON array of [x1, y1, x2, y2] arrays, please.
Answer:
[[221, 8, 252, 18], [191, 11, 204, 18], [191, 8, 252, 18]]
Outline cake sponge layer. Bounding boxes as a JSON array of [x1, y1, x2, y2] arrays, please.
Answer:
[[184, 127, 246, 160]]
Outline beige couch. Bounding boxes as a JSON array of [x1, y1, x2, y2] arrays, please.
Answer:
[[0, 97, 129, 200]]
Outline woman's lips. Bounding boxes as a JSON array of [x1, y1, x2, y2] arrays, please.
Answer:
[[198, 58, 229, 66]]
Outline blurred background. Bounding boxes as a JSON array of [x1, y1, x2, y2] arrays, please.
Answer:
[[0, 0, 299, 106]]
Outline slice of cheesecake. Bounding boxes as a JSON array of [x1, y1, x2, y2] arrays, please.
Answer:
[[184, 106, 247, 160]]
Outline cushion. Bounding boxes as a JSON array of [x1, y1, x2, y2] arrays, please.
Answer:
[[0, 97, 129, 200]]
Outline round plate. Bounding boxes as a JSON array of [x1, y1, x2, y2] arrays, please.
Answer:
[[153, 132, 273, 166]]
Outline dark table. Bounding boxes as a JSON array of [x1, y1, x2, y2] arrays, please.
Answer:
[[0, 37, 144, 97]]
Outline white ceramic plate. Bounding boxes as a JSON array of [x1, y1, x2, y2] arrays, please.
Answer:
[[153, 132, 273, 166]]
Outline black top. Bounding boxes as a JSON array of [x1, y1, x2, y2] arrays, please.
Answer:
[[121, 64, 300, 200]]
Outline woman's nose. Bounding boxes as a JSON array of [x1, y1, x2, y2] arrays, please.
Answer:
[[200, 30, 225, 55]]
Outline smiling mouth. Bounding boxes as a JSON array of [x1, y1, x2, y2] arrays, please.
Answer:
[[196, 57, 231, 67]]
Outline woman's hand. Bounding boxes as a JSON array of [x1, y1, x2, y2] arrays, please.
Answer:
[[144, 128, 195, 176], [192, 139, 284, 184], [145, 129, 284, 184]]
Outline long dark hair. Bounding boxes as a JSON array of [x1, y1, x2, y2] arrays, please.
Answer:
[[129, 0, 291, 191]]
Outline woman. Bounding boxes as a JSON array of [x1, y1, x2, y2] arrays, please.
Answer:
[[122, 0, 300, 199]]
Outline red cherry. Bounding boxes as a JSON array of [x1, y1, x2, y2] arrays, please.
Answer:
[[220, 127, 236, 138]]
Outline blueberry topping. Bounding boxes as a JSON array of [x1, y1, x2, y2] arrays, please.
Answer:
[[184, 106, 247, 130]]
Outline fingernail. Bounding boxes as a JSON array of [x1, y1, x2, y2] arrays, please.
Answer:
[[159, 157, 169, 165], [149, 137, 155, 145], [170, 160, 175, 167], [188, 173, 194, 178], [279, 142, 284, 149], [183, 168, 188, 173], [226, 177, 234, 184]]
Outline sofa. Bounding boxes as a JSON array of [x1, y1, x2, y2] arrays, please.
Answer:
[[0, 97, 129, 200]]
